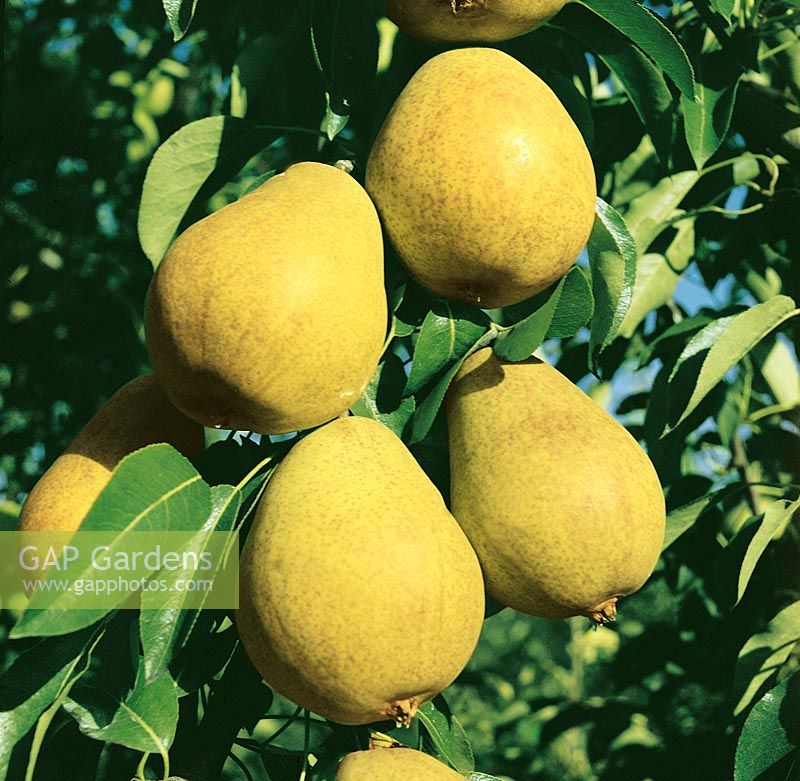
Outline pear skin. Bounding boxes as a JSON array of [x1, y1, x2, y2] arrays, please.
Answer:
[[387, 0, 568, 42], [19, 375, 204, 532], [236, 416, 485, 725], [336, 748, 464, 779], [146, 162, 387, 435], [366, 48, 595, 308], [446, 349, 665, 621]]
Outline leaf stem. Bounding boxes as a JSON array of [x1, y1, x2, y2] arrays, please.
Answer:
[[299, 710, 312, 781], [261, 706, 304, 748]]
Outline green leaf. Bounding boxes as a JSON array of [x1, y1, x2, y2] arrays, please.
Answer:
[[623, 170, 700, 254], [11, 445, 212, 638], [682, 50, 742, 168], [637, 313, 712, 367], [406, 303, 489, 395], [735, 673, 800, 781], [0, 627, 98, 775], [231, 33, 279, 119], [311, 0, 379, 138], [759, 340, 800, 407], [587, 198, 637, 365], [138, 116, 277, 267], [65, 658, 178, 753], [620, 217, 696, 337], [667, 296, 798, 429], [494, 275, 568, 362], [161, 0, 200, 41], [546, 266, 594, 338], [736, 499, 800, 606], [556, 6, 675, 161], [417, 697, 475, 773], [578, 0, 695, 97], [408, 360, 464, 446], [140, 484, 241, 683], [352, 352, 416, 437], [408, 330, 495, 445], [663, 492, 715, 550], [733, 602, 800, 717], [710, 0, 735, 23]]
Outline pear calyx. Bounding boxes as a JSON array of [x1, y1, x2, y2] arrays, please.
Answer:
[[387, 698, 419, 728], [451, 0, 486, 14], [586, 597, 619, 626]]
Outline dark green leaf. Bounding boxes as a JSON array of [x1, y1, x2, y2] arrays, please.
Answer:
[[408, 360, 464, 446], [546, 266, 594, 338], [733, 602, 800, 718], [0, 627, 98, 774], [587, 198, 637, 365], [682, 50, 742, 168], [65, 658, 178, 753], [406, 303, 489, 395], [578, 0, 695, 97], [735, 673, 800, 781], [408, 329, 495, 445], [556, 6, 675, 161], [352, 352, 416, 437], [663, 493, 715, 550], [494, 275, 568, 362], [311, 0, 379, 138], [161, 0, 199, 41], [667, 296, 798, 429], [710, 0, 735, 23], [735, 499, 800, 606], [418, 697, 475, 773], [717, 499, 800, 609], [140, 484, 241, 683]]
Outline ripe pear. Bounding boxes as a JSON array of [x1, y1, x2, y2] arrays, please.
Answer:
[[446, 349, 665, 622], [146, 162, 387, 435], [19, 375, 204, 532], [366, 48, 595, 308], [387, 0, 568, 43], [336, 747, 464, 779], [236, 416, 484, 725]]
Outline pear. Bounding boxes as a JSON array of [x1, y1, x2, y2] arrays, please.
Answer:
[[19, 375, 204, 532], [446, 349, 665, 622], [336, 747, 464, 779], [236, 416, 485, 725], [387, 0, 568, 43], [366, 48, 595, 308], [145, 162, 387, 435]]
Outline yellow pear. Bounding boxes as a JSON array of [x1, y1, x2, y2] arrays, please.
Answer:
[[336, 747, 464, 779], [366, 48, 595, 308], [19, 375, 204, 532], [446, 349, 665, 622], [145, 162, 387, 435], [387, 0, 568, 42], [237, 416, 484, 725]]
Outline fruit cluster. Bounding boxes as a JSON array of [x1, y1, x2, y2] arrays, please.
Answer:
[[19, 5, 666, 778]]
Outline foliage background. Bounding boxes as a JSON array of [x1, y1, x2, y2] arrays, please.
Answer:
[[1, 0, 800, 780]]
